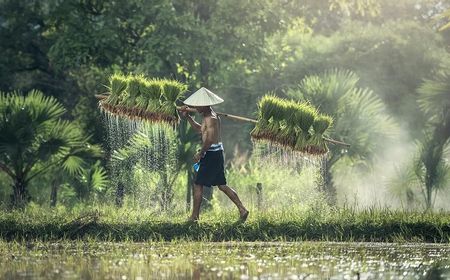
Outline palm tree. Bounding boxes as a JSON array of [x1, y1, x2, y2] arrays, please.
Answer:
[[111, 123, 180, 211], [0, 90, 103, 207], [415, 69, 450, 209], [287, 69, 397, 204], [48, 159, 109, 207], [388, 163, 420, 209]]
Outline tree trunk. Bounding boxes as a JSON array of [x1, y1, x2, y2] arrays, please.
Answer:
[[319, 158, 337, 205], [406, 189, 414, 209], [425, 181, 433, 210], [11, 178, 29, 208], [50, 178, 60, 207]]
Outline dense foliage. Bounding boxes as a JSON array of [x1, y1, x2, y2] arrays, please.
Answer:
[[0, 90, 104, 207]]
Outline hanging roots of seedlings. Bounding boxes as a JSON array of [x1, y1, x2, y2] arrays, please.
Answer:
[[251, 94, 334, 155], [99, 74, 187, 125]]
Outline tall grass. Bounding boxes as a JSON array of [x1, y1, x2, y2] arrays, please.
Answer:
[[1, 204, 449, 242]]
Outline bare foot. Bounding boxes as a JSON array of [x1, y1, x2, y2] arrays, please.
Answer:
[[239, 209, 249, 223]]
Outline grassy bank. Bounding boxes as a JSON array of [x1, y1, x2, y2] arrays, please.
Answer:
[[1, 204, 449, 242]]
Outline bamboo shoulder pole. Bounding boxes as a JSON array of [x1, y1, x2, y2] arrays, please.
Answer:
[[322, 137, 350, 147], [177, 106, 257, 123], [176, 106, 350, 147]]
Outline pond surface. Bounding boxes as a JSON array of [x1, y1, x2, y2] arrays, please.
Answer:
[[0, 241, 449, 279]]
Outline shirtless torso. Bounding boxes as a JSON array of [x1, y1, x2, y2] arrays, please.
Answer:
[[201, 113, 221, 145], [181, 106, 222, 160]]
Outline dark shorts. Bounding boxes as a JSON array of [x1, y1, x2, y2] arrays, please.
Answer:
[[195, 150, 227, 187]]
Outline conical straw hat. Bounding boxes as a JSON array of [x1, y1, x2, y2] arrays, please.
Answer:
[[183, 87, 224, 106]]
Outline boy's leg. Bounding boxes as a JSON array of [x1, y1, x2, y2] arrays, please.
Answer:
[[218, 185, 249, 219], [189, 184, 203, 221]]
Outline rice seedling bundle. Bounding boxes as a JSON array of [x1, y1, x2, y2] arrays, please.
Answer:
[[265, 98, 287, 142], [106, 74, 128, 106], [160, 80, 188, 117], [294, 103, 317, 152], [110, 74, 128, 96], [278, 102, 299, 147], [135, 82, 151, 109], [100, 74, 187, 125], [307, 115, 333, 154], [252, 94, 334, 155], [250, 95, 279, 140], [124, 75, 142, 107], [144, 79, 163, 113]]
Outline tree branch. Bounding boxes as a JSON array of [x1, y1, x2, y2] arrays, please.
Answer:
[[0, 162, 15, 180], [25, 157, 67, 184]]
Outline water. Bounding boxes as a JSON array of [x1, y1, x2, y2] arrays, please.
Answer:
[[251, 140, 326, 196], [252, 140, 326, 170], [101, 110, 179, 209], [1, 242, 449, 279]]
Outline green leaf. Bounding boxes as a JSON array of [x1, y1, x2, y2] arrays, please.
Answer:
[[62, 155, 86, 176]]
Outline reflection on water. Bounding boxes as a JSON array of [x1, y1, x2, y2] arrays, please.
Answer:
[[0, 242, 449, 279]]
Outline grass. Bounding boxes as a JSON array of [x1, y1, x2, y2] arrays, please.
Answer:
[[1, 205, 450, 243]]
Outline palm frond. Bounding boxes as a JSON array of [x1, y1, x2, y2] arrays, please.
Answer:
[[62, 155, 86, 175], [386, 161, 420, 204], [112, 131, 152, 163], [84, 161, 109, 193], [417, 71, 450, 118]]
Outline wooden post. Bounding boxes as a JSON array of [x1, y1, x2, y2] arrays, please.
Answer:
[[186, 172, 193, 212], [115, 182, 125, 208], [256, 183, 263, 210], [50, 178, 60, 207]]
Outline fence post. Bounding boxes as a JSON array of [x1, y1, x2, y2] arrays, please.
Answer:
[[256, 182, 263, 210]]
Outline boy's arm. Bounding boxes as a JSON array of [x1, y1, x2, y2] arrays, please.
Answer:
[[186, 115, 202, 133], [180, 106, 201, 133]]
